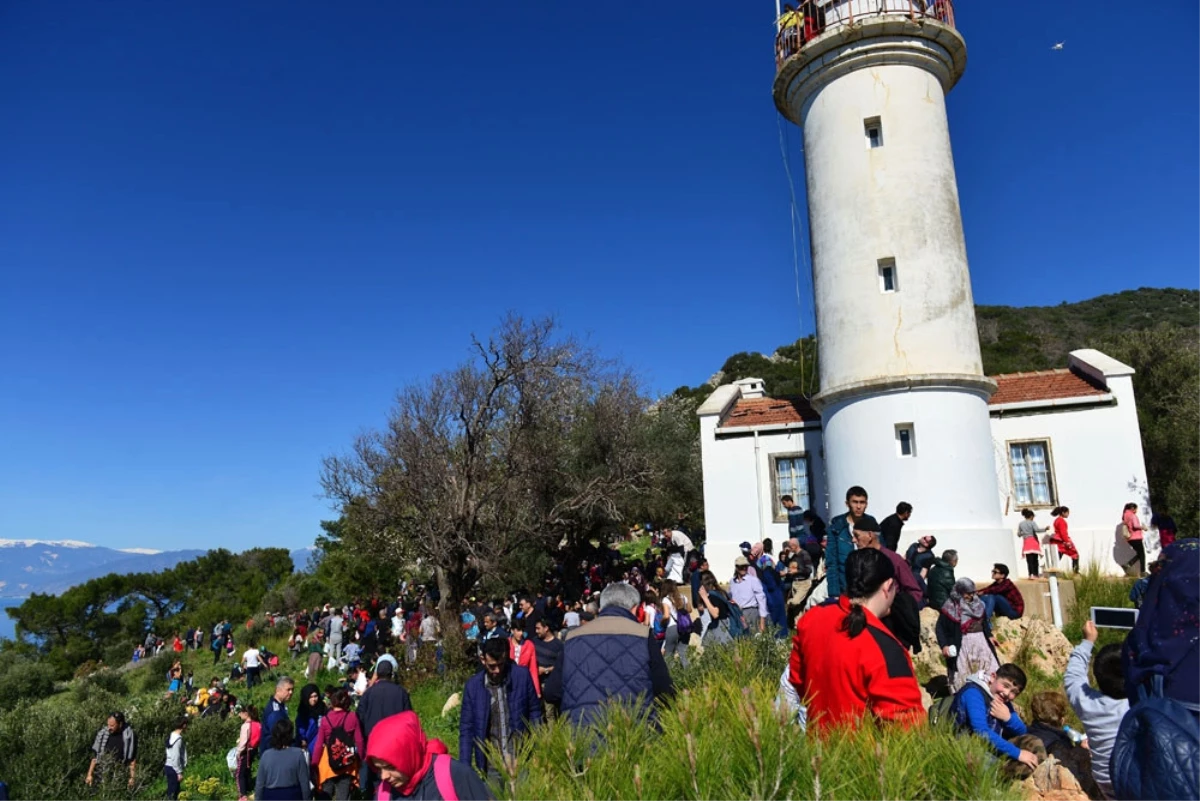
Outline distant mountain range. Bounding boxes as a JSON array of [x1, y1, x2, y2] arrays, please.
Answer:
[[0, 540, 316, 599], [0, 540, 206, 598]]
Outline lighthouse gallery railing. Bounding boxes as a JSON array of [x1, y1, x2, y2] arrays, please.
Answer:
[[775, 0, 957, 68]]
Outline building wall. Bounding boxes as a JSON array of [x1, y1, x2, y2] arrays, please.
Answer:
[[989, 374, 1154, 577], [699, 421, 827, 583]]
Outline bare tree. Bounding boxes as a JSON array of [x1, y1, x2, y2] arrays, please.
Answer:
[[321, 315, 667, 657]]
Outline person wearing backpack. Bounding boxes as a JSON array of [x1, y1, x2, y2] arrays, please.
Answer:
[[311, 689, 364, 801], [729, 556, 767, 635], [660, 580, 692, 669], [367, 711, 492, 800], [1065, 620, 1129, 798], [697, 570, 743, 645], [938, 664, 1040, 775], [234, 704, 261, 801], [1112, 537, 1199, 800]]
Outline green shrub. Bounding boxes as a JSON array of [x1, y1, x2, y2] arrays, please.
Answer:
[[673, 634, 791, 691], [0, 660, 56, 706], [82, 668, 130, 698], [182, 711, 240, 764]]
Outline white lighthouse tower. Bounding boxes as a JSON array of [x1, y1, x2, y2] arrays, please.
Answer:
[[774, 0, 1010, 576]]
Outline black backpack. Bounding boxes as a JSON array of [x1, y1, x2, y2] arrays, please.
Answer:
[[326, 716, 357, 772]]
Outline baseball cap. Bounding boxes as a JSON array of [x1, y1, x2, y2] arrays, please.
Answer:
[[852, 515, 881, 532], [734, 556, 750, 568], [375, 660, 394, 678], [738, 541, 752, 552]]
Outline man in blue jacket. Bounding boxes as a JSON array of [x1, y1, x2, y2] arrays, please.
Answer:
[[542, 582, 675, 727], [825, 485, 870, 599], [260, 677, 294, 757], [459, 637, 542, 776]]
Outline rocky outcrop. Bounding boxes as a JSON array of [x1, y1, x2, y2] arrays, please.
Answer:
[[913, 607, 1074, 680], [1020, 755, 1090, 801], [993, 616, 1074, 677]]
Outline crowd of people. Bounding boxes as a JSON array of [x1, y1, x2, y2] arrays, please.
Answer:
[[80, 486, 1195, 801]]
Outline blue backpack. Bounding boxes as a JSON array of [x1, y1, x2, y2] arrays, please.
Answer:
[[1111, 539, 1199, 801], [1111, 675, 1199, 800], [726, 600, 749, 638]]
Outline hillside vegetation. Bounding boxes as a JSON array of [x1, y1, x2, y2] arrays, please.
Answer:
[[976, 287, 1198, 374]]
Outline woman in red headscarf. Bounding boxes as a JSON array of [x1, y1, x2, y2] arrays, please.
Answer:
[[366, 712, 493, 800]]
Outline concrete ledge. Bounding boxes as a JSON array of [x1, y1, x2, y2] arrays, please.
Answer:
[[811, 373, 997, 411]]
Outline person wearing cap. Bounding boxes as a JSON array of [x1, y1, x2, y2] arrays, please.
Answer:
[[737, 542, 756, 576], [730, 556, 768, 634], [356, 659, 413, 795], [826, 486, 870, 600], [851, 518, 923, 653]]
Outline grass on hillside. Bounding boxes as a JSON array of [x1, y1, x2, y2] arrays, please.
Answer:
[[492, 637, 1019, 801]]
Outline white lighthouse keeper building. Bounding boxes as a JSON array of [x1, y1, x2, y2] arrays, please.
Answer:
[[771, 1, 1010, 579]]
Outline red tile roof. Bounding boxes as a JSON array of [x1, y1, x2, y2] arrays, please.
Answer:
[[720, 396, 820, 428], [988, 368, 1109, 406], [717, 369, 1109, 428]]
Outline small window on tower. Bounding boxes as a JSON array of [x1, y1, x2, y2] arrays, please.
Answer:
[[895, 423, 916, 457], [878, 258, 897, 293], [865, 117, 883, 149]]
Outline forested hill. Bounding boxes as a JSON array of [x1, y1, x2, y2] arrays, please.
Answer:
[[976, 287, 1198, 375], [672, 287, 1198, 400]]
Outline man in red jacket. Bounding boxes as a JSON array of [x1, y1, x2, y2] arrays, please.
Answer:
[[979, 563, 1025, 621]]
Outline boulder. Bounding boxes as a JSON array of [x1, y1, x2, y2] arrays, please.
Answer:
[[993, 616, 1073, 677], [914, 607, 947, 679], [1020, 755, 1090, 801]]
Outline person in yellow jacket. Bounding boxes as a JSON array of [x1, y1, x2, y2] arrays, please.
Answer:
[[777, 5, 804, 60]]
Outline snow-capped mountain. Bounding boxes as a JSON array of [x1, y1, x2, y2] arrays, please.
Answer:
[[0, 539, 206, 597]]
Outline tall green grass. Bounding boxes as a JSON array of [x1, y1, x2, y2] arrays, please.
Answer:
[[490, 639, 1019, 800], [1062, 564, 1136, 649]]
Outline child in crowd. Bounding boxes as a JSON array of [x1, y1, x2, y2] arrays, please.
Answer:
[[952, 664, 1041, 774], [1065, 621, 1129, 799], [1018, 509, 1048, 578], [1026, 690, 1103, 800]]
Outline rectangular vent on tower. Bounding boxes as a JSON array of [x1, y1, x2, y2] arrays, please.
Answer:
[[878, 258, 897, 293], [864, 117, 883, 149], [895, 423, 915, 458]]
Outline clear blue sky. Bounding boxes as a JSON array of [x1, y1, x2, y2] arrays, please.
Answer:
[[2, 2, 1196, 552]]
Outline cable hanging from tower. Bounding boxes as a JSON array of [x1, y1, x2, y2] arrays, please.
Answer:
[[776, 113, 819, 398]]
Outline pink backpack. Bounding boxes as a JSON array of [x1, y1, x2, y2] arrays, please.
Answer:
[[375, 754, 457, 801]]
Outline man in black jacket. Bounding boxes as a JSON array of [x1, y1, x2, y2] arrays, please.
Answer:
[[879, 502, 913, 552], [543, 582, 674, 727], [356, 660, 412, 794]]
